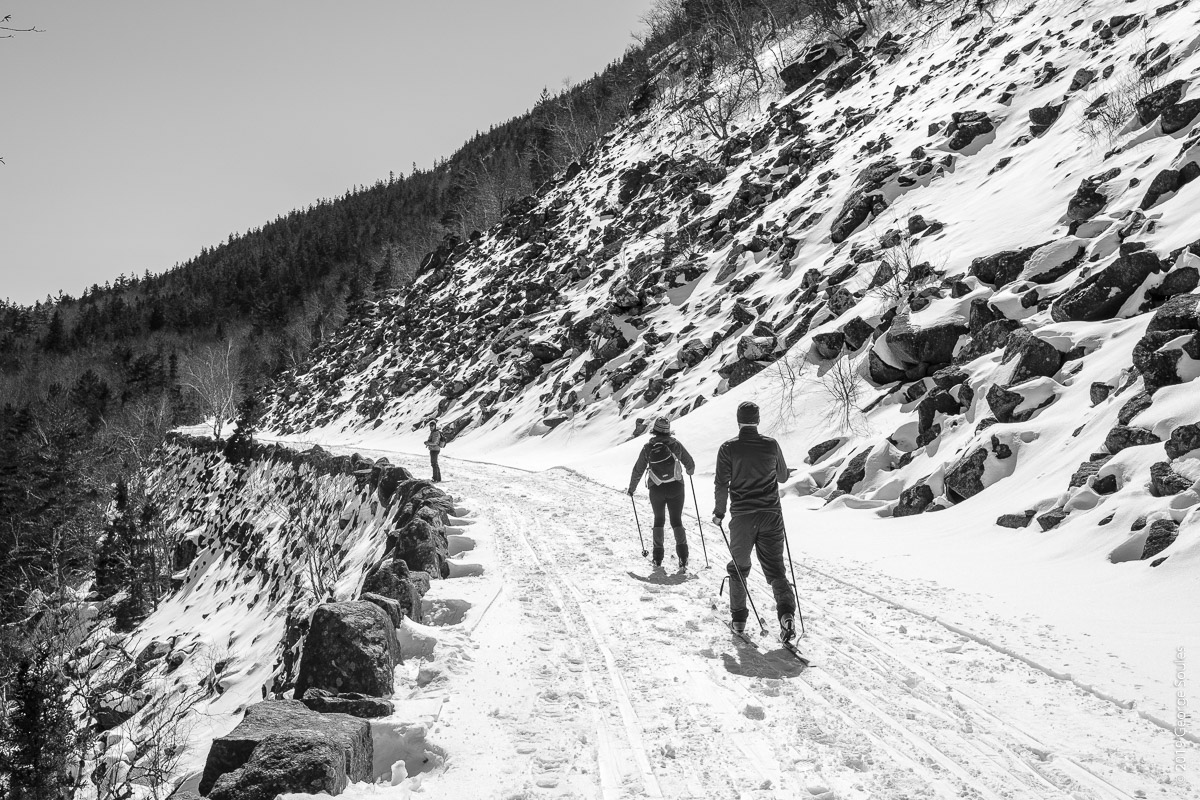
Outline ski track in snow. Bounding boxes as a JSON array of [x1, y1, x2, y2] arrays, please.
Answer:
[[318, 446, 1195, 800]]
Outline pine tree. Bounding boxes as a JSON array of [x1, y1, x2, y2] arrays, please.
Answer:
[[1, 658, 74, 800]]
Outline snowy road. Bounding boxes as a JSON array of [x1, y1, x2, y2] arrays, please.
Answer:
[[306, 447, 1195, 800]]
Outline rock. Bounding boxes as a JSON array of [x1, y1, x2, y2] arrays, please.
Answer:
[[996, 511, 1034, 528], [830, 157, 900, 243], [199, 700, 371, 796], [359, 592, 405, 628], [1132, 329, 1200, 394], [1165, 422, 1200, 459], [1146, 266, 1200, 306], [841, 316, 875, 350], [968, 246, 1040, 287], [836, 448, 872, 493], [957, 319, 1022, 363], [946, 110, 994, 150], [780, 42, 840, 92], [1050, 250, 1161, 322], [945, 447, 989, 501], [301, 689, 394, 719], [806, 438, 843, 465], [868, 348, 908, 384], [1134, 80, 1185, 125], [812, 331, 845, 359], [1036, 508, 1069, 531], [984, 384, 1024, 423], [1104, 425, 1162, 453], [391, 515, 450, 580], [677, 338, 712, 367], [885, 318, 968, 370], [528, 340, 563, 364], [209, 729, 358, 800], [1140, 168, 1184, 210], [1028, 102, 1064, 136], [1141, 519, 1180, 559], [1065, 177, 1107, 221], [1093, 474, 1119, 494], [893, 483, 934, 516], [1161, 98, 1200, 134], [1069, 68, 1096, 91], [294, 602, 401, 698], [1002, 329, 1062, 384], [916, 390, 961, 434], [1090, 382, 1112, 404], [1117, 390, 1152, 425], [362, 558, 427, 623], [1146, 293, 1200, 333], [135, 640, 171, 669], [1069, 454, 1113, 487], [1150, 461, 1193, 496]]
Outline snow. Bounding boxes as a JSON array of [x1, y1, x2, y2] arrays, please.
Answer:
[[110, 0, 1200, 796]]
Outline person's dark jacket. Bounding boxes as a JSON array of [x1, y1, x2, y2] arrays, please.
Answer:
[[629, 434, 695, 492], [714, 427, 789, 517]]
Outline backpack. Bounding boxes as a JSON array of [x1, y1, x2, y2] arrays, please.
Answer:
[[647, 439, 681, 484]]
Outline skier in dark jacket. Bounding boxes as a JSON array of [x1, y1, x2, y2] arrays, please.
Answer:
[[628, 417, 696, 570], [712, 401, 797, 641], [424, 421, 444, 482]]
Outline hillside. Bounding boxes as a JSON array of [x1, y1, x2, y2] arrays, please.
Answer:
[[266, 0, 1200, 571]]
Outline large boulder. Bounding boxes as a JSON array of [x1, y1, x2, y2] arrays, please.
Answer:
[[831, 157, 900, 243], [944, 436, 1015, 501], [1104, 425, 1161, 454], [968, 245, 1041, 287], [362, 558, 429, 623], [294, 602, 401, 698], [209, 730, 358, 800], [1132, 330, 1200, 394], [391, 515, 450, 580], [885, 316, 968, 371], [1146, 293, 1200, 334], [301, 688, 394, 719], [199, 700, 371, 796], [893, 483, 935, 517], [1050, 250, 1162, 322], [1165, 422, 1200, 459], [1001, 329, 1062, 385], [1141, 519, 1180, 560], [1150, 462, 1193, 496], [1135, 80, 1185, 126], [945, 110, 995, 151], [780, 42, 840, 92]]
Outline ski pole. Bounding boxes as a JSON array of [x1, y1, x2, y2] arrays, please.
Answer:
[[630, 495, 648, 558], [717, 520, 766, 634], [781, 524, 806, 637], [687, 474, 710, 568]]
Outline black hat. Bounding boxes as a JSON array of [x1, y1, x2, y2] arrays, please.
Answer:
[[736, 401, 760, 425]]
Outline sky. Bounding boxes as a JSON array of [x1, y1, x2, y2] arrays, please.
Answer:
[[0, 1, 655, 305]]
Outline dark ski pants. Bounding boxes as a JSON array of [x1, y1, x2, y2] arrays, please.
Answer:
[[429, 450, 442, 482], [726, 510, 794, 624], [649, 480, 688, 566]]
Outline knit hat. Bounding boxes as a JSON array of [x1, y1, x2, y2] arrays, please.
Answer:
[[736, 401, 760, 425], [652, 416, 671, 435]]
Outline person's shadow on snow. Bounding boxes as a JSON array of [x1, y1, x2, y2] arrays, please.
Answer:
[[720, 644, 807, 679], [626, 570, 690, 586]]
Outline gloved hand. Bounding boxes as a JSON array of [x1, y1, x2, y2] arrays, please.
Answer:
[[627, 487, 636, 496], [687, 468, 695, 476], [711, 512, 724, 525]]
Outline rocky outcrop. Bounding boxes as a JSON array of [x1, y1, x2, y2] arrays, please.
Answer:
[[293, 602, 401, 698], [1141, 519, 1180, 560], [199, 700, 371, 796], [781, 42, 840, 92], [831, 157, 900, 243]]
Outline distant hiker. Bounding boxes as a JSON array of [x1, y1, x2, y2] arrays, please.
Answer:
[[628, 417, 696, 570], [424, 421, 444, 482], [712, 401, 797, 641]]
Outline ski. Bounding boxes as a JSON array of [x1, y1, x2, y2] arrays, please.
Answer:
[[781, 638, 814, 667], [718, 614, 815, 666]]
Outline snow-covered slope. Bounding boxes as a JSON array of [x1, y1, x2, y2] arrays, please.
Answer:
[[268, 0, 1200, 566]]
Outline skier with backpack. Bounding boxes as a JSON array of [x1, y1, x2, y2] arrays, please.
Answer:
[[712, 401, 799, 644], [628, 417, 696, 570]]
